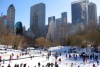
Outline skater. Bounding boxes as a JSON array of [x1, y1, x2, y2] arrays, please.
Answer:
[[38, 62, 41, 67], [23, 64, 26, 67], [90, 54, 92, 60], [17, 64, 19, 67], [58, 58, 61, 63], [69, 54, 71, 58], [59, 52, 61, 56], [83, 55, 85, 65], [30, 54, 32, 60], [55, 62, 59, 67], [97, 60, 99, 65], [9, 55, 12, 63], [66, 54, 67, 58], [46, 55, 49, 60], [93, 64, 96, 67], [71, 63, 73, 67], [7, 64, 11, 67], [46, 63, 50, 67], [51, 63, 54, 67], [0, 56, 2, 63], [20, 63, 23, 67], [55, 55, 58, 60], [17, 55, 19, 59], [3, 58, 5, 64], [12, 53, 14, 56]]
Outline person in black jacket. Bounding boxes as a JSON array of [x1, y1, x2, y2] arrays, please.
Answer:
[[38, 62, 41, 67], [55, 62, 59, 67], [7, 64, 11, 67]]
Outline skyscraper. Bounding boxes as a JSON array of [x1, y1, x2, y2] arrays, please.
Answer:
[[1, 15, 7, 27], [61, 12, 67, 23], [56, 18, 62, 27], [48, 16, 56, 28], [7, 4, 15, 33], [88, 2, 97, 24], [71, 0, 88, 24], [30, 3, 45, 38], [48, 16, 55, 25], [99, 16, 100, 25], [46, 17, 55, 41]]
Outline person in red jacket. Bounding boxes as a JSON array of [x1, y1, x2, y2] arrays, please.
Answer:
[[0, 56, 2, 62]]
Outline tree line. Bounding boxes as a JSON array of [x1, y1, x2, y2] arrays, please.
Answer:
[[0, 18, 100, 50]]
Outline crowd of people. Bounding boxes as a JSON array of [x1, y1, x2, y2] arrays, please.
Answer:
[[0, 49, 100, 67]]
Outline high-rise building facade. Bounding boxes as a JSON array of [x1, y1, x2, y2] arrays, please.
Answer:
[[0, 15, 7, 27], [61, 12, 67, 23], [88, 2, 97, 24], [56, 18, 62, 28], [99, 16, 100, 24], [48, 16, 55, 24], [46, 17, 55, 41], [71, 0, 88, 24], [7, 4, 15, 33], [30, 3, 45, 38], [99, 16, 100, 26]]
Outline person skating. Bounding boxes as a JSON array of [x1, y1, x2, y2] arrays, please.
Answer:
[[20, 63, 23, 67], [59, 52, 61, 56], [3, 58, 5, 64], [14, 64, 17, 67], [83, 55, 85, 65], [55, 62, 59, 67], [0, 56, 1, 67], [46, 63, 50, 67], [97, 60, 99, 65], [71, 63, 73, 67], [90, 54, 92, 60], [93, 64, 96, 67], [55, 55, 58, 60], [23, 64, 26, 67], [9, 55, 12, 63], [17, 55, 19, 59], [7, 64, 11, 67], [58, 58, 61, 63], [66, 54, 67, 58], [51, 63, 54, 67], [38, 62, 41, 67]]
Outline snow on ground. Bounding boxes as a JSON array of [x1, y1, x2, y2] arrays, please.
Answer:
[[0, 46, 100, 67]]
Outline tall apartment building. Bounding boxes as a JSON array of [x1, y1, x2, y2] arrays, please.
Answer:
[[71, 0, 88, 24], [61, 12, 67, 23], [88, 2, 97, 24], [7, 4, 15, 33], [48, 16, 55, 25], [99, 16, 100, 24], [72, 0, 97, 26], [30, 3, 45, 38], [46, 16, 55, 41]]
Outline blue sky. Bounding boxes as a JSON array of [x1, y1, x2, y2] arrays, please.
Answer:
[[0, 0, 100, 29]]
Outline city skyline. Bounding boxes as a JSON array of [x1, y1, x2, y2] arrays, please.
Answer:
[[0, 0, 100, 29]]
